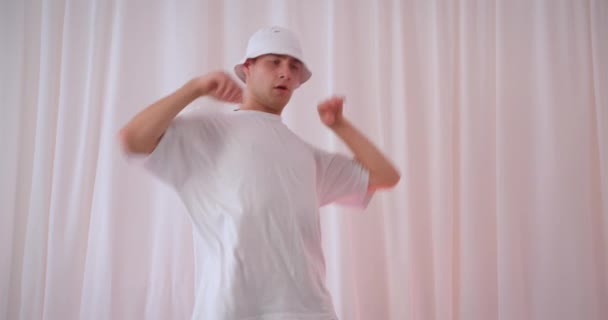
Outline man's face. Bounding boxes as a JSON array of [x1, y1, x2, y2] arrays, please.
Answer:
[[243, 54, 303, 113]]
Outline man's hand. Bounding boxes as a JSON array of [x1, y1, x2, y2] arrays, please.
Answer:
[[317, 96, 345, 127], [197, 71, 243, 103]]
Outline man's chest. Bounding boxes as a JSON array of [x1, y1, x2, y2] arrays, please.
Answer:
[[187, 126, 320, 209]]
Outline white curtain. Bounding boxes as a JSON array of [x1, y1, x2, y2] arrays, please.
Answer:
[[2, 0, 607, 319]]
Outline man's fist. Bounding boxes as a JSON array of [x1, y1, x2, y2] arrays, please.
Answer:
[[318, 96, 344, 127], [197, 71, 243, 103]]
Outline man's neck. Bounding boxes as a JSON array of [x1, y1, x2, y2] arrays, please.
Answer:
[[238, 98, 284, 115]]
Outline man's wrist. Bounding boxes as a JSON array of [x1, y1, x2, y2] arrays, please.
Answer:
[[189, 76, 211, 98], [328, 117, 349, 131]]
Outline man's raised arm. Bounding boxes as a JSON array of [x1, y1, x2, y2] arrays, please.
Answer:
[[118, 71, 242, 154]]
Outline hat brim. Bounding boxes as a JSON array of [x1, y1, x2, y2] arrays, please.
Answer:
[[234, 55, 312, 84]]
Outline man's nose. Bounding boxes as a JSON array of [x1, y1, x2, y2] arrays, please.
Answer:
[[278, 64, 292, 80]]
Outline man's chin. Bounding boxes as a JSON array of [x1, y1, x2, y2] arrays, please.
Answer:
[[269, 97, 290, 109]]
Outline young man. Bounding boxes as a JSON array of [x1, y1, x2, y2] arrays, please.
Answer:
[[119, 26, 400, 320]]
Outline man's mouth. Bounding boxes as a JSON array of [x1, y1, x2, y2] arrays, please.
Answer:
[[274, 85, 289, 91]]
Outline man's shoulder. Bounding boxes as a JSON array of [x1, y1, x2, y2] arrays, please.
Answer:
[[175, 109, 229, 122], [163, 111, 236, 144], [171, 110, 237, 131]]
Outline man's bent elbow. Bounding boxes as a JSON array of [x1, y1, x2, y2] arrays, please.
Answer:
[[369, 170, 401, 190], [117, 128, 135, 154], [386, 170, 401, 188], [117, 128, 156, 155]]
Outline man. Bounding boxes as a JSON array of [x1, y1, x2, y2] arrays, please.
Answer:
[[119, 26, 400, 320]]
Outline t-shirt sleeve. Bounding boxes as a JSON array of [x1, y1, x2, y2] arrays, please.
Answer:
[[313, 147, 375, 208], [123, 114, 223, 188]]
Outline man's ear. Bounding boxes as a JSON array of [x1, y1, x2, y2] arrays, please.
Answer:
[[242, 58, 255, 79]]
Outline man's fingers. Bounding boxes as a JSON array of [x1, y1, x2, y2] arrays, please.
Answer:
[[221, 81, 234, 98], [229, 89, 242, 102], [214, 79, 227, 97], [319, 102, 337, 112], [229, 86, 242, 101], [219, 81, 242, 103], [319, 102, 331, 112], [203, 73, 242, 103], [217, 80, 235, 99]]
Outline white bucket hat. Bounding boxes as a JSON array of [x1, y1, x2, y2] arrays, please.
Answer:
[[234, 26, 312, 84]]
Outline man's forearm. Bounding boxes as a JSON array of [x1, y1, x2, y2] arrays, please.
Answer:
[[330, 118, 400, 189], [118, 78, 202, 154]]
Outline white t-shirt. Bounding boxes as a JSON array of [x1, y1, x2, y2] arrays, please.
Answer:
[[137, 109, 373, 320]]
